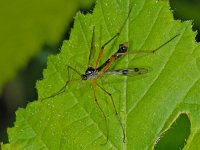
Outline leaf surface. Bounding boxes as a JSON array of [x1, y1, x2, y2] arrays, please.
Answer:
[[2, 0, 200, 149]]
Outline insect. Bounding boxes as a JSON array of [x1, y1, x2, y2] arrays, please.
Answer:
[[41, 7, 179, 144]]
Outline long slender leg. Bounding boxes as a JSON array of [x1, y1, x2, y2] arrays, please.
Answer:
[[95, 7, 133, 68], [40, 65, 81, 100], [94, 81, 126, 142], [91, 82, 109, 145], [88, 26, 96, 67], [96, 34, 180, 79], [125, 34, 180, 55]]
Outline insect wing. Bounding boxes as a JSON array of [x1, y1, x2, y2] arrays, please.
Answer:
[[105, 68, 149, 76]]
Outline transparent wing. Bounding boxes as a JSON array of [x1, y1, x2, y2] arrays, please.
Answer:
[[104, 68, 149, 76], [88, 26, 96, 67]]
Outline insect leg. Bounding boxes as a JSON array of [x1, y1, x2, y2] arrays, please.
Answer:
[[94, 81, 126, 143], [95, 7, 133, 68], [91, 81, 109, 145], [125, 34, 180, 55], [40, 65, 81, 100], [87, 26, 96, 67]]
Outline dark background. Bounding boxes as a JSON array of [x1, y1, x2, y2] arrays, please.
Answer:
[[0, 0, 199, 149]]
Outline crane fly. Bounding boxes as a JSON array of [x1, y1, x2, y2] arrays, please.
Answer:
[[41, 6, 180, 144]]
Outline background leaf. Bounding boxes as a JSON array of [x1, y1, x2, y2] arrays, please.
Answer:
[[0, 0, 94, 91], [0, 0, 95, 143], [2, 0, 200, 149]]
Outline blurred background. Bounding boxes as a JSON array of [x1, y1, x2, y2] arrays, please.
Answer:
[[0, 0, 199, 149]]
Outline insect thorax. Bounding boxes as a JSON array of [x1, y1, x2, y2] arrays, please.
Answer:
[[82, 67, 98, 80]]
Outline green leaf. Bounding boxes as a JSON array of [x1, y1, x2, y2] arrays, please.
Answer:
[[0, 0, 94, 91], [155, 114, 190, 150], [170, 0, 200, 31], [2, 0, 200, 149]]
